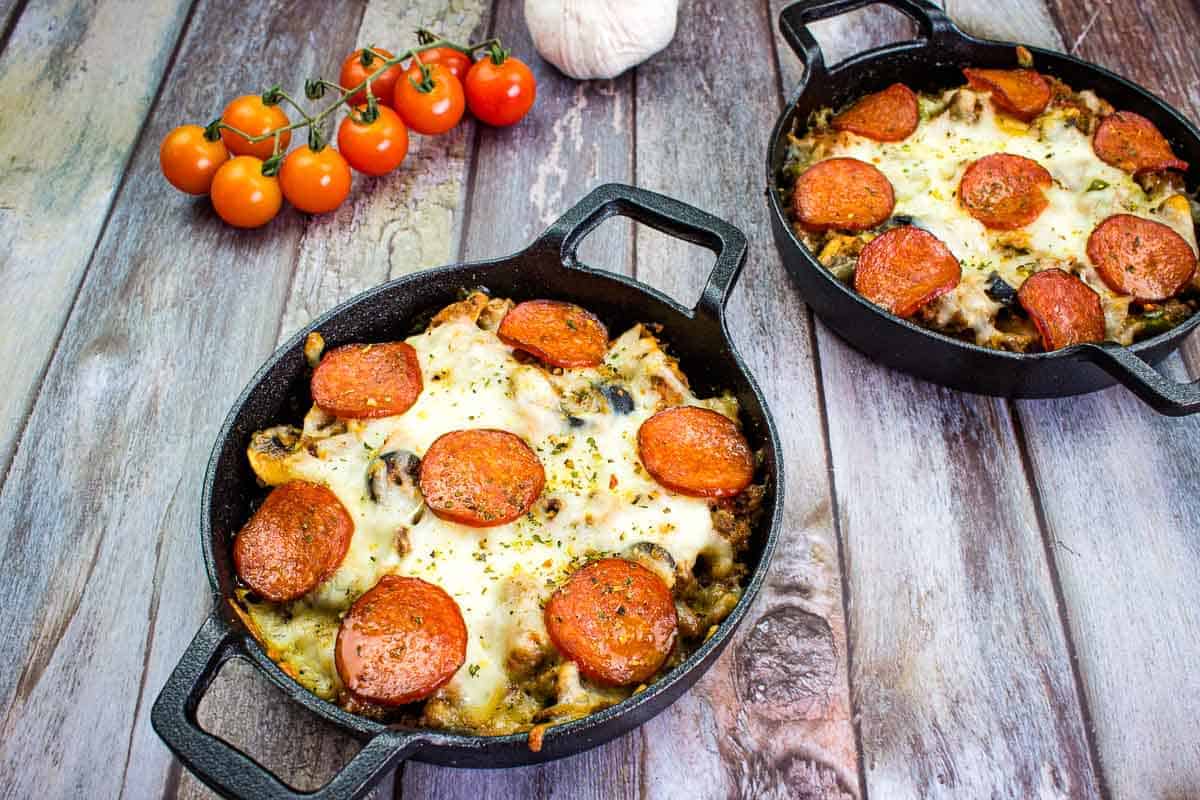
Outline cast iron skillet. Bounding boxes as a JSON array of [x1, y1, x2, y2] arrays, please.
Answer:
[[767, 0, 1200, 415], [150, 183, 783, 799]]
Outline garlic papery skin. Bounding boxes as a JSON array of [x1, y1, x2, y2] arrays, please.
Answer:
[[524, 0, 679, 80]]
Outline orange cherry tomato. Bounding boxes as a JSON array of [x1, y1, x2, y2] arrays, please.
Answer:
[[209, 156, 282, 228], [418, 46, 472, 80], [279, 145, 352, 214], [393, 63, 465, 135], [159, 124, 229, 194], [340, 47, 402, 108], [464, 54, 536, 127], [220, 95, 290, 160], [337, 105, 409, 176]]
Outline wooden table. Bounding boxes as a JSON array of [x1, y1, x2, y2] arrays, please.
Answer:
[[2, 0, 1198, 797]]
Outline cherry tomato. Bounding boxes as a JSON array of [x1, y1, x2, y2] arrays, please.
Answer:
[[340, 47, 402, 108], [393, 63, 465, 135], [220, 95, 290, 160], [464, 54, 536, 127], [209, 156, 282, 228], [337, 105, 409, 176], [159, 124, 229, 195], [279, 145, 352, 214], [418, 46, 472, 80]]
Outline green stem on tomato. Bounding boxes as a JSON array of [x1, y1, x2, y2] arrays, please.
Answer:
[[215, 36, 500, 147]]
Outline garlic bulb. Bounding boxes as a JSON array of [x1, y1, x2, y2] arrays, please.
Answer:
[[524, 0, 679, 80]]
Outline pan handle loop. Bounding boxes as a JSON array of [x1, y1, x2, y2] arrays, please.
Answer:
[[535, 183, 748, 322], [778, 0, 956, 89], [152, 612, 425, 800], [1079, 343, 1200, 416]]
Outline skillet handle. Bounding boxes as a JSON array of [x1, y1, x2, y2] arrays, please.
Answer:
[[536, 183, 748, 321], [1079, 343, 1200, 416], [778, 0, 955, 87], [152, 612, 423, 800]]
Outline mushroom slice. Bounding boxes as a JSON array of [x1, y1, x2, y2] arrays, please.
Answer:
[[624, 541, 682, 590], [246, 425, 303, 486], [367, 449, 421, 507]]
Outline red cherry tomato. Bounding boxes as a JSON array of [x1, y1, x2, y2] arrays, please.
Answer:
[[418, 46, 472, 80], [209, 156, 282, 228], [337, 105, 409, 176], [220, 95, 290, 160], [160, 124, 229, 194], [340, 47, 402, 108], [279, 146, 352, 214], [392, 63, 465, 135], [464, 54, 536, 127]]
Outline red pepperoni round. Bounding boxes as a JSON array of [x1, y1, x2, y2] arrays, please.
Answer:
[[832, 83, 920, 142], [544, 558, 677, 687], [791, 157, 896, 232], [418, 429, 545, 527], [637, 406, 754, 498], [963, 68, 1051, 121], [497, 300, 609, 368], [1086, 214, 1197, 301], [335, 575, 467, 706], [853, 226, 962, 318], [1093, 111, 1189, 175], [959, 153, 1053, 230], [311, 342, 423, 419], [233, 481, 353, 602], [1017, 269, 1106, 351]]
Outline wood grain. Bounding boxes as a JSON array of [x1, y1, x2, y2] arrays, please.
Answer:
[[0, 1, 370, 797], [0, 0, 192, 472], [399, 0, 637, 793], [631, 1, 859, 797], [983, 0, 1200, 796], [771, 0, 1100, 796], [275, 0, 491, 342]]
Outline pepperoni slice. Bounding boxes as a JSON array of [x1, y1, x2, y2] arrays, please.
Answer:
[[310, 342, 423, 419], [791, 157, 895, 232], [637, 406, 754, 498], [544, 558, 677, 687], [832, 83, 920, 142], [963, 68, 1051, 121], [418, 429, 545, 526], [233, 481, 353, 602], [1017, 269, 1106, 351], [335, 575, 467, 706], [959, 153, 1053, 230], [1093, 111, 1189, 175], [1086, 214, 1198, 301], [853, 226, 962, 317], [497, 300, 608, 368]]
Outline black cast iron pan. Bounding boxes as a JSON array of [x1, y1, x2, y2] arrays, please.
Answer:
[[767, 0, 1200, 415], [151, 183, 783, 799]]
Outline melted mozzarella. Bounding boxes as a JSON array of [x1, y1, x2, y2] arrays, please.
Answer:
[[813, 90, 1198, 344], [241, 314, 737, 729]]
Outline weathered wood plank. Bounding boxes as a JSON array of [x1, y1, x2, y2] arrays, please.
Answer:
[[0, 1, 371, 797], [0, 0, 26, 53], [631, 1, 859, 797], [0, 0, 193, 473], [180, 2, 490, 797], [399, 0, 637, 793], [770, 0, 1101, 796], [276, 0, 491, 341], [983, 0, 1200, 796]]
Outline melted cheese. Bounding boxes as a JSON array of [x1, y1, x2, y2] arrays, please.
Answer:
[[240, 311, 739, 732], [798, 88, 1198, 346]]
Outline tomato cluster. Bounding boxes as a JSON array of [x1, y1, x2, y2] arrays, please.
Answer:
[[159, 40, 537, 228]]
